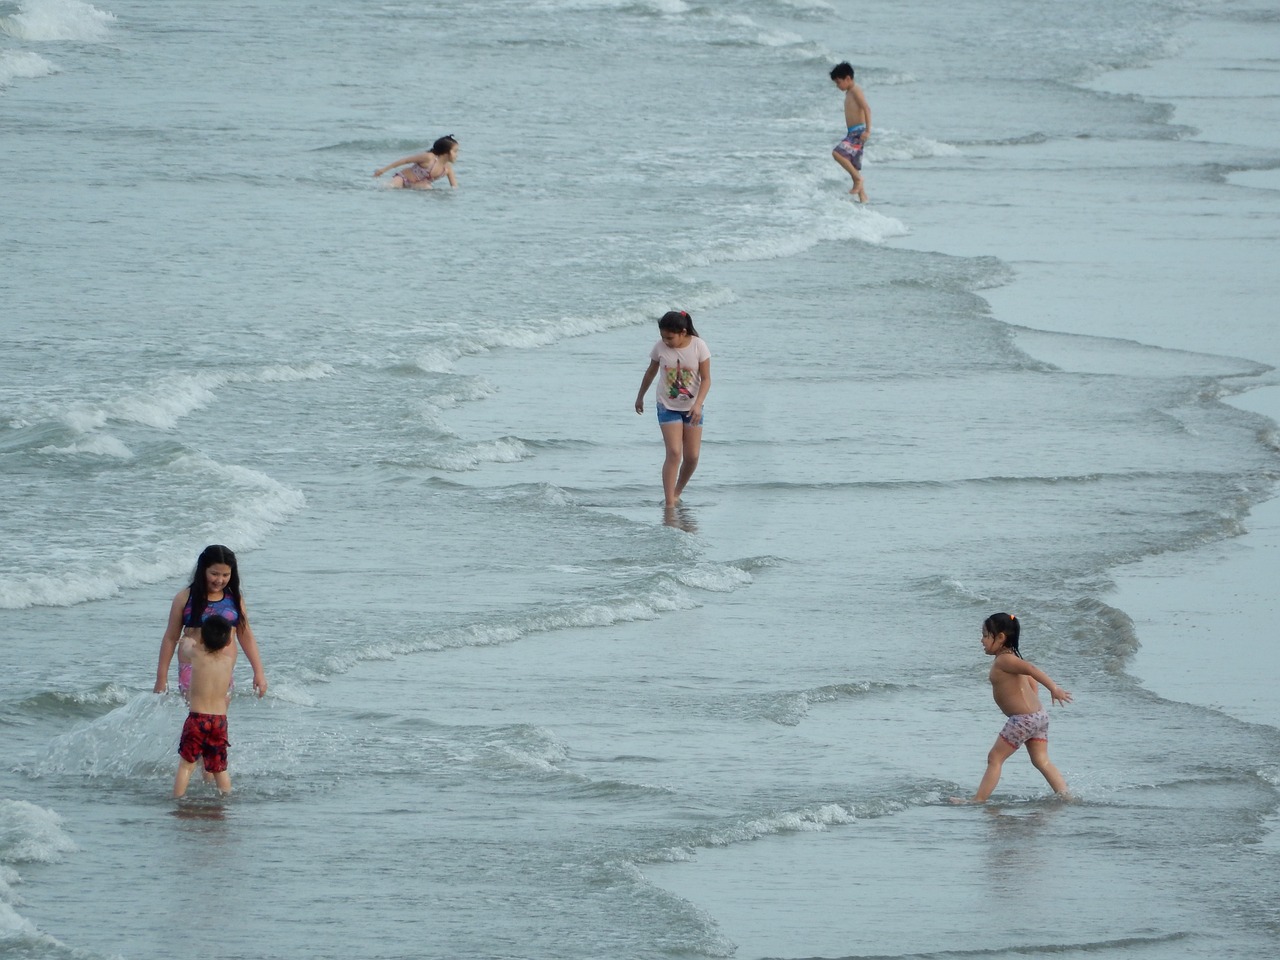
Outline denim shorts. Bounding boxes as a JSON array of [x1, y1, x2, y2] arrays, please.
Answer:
[[657, 404, 704, 426]]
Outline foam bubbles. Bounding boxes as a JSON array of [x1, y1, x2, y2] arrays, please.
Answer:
[[675, 562, 754, 592], [0, 49, 56, 88], [872, 132, 963, 161], [37, 433, 133, 459], [31, 694, 177, 780], [422, 437, 533, 472], [1, 0, 116, 43], [0, 800, 77, 864]]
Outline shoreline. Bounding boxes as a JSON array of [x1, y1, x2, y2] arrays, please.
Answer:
[[1110, 385, 1280, 730], [1020, 15, 1280, 731], [881, 8, 1280, 730]]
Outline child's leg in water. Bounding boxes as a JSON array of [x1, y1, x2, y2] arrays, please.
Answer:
[[659, 421, 686, 506], [832, 151, 867, 202], [673, 420, 703, 501], [1026, 739, 1070, 795], [955, 735, 1017, 803]]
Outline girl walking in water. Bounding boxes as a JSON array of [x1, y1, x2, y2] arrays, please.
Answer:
[[952, 612, 1072, 803], [634, 310, 711, 507]]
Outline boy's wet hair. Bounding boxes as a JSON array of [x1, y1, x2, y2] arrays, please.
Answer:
[[658, 309, 698, 338], [983, 612, 1022, 658], [200, 616, 234, 653], [431, 135, 458, 155], [830, 61, 854, 81]]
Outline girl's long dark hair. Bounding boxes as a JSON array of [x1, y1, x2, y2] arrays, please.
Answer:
[[186, 544, 246, 627], [658, 309, 698, 338], [983, 612, 1021, 658]]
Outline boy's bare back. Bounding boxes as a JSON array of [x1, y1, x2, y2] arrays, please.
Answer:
[[186, 641, 236, 715]]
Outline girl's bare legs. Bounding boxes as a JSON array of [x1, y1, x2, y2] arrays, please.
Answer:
[[660, 420, 703, 506], [673, 422, 703, 502], [659, 421, 685, 506], [1026, 740, 1070, 796], [970, 736, 1017, 803]]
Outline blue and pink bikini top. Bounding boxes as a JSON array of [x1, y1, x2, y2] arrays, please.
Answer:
[[182, 593, 240, 628]]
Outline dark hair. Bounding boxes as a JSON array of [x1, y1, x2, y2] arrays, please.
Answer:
[[199, 615, 234, 653], [431, 135, 458, 155], [186, 544, 246, 628], [657, 309, 698, 339], [983, 612, 1022, 658], [830, 61, 854, 81]]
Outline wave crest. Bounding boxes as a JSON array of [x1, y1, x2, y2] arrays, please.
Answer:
[[1, 0, 116, 43]]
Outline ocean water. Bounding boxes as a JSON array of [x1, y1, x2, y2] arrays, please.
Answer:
[[3, 0, 1280, 958]]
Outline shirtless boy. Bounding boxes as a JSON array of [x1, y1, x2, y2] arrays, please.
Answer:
[[952, 612, 1073, 803], [173, 616, 238, 798], [829, 61, 871, 202]]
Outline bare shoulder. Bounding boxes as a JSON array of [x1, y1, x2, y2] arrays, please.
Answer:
[[993, 652, 1026, 674], [170, 586, 191, 611]]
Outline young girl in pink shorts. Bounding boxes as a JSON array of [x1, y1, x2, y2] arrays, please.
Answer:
[[951, 612, 1073, 803]]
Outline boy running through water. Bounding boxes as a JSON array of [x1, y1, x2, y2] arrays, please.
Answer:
[[173, 616, 238, 797], [830, 61, 871, 202]]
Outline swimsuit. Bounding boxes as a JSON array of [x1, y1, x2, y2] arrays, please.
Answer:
[[998, 710, 1050, 749], [182, 593, 240, 628], [834, 124, 866, 170], [178, 711, 230, 773], [398, 162, 438, 186]]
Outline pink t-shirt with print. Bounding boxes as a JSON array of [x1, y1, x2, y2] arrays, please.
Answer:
[[649, 337, 710, 412]]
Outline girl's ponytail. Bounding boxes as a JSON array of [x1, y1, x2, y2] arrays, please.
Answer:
[[658, 309, 698, 338]]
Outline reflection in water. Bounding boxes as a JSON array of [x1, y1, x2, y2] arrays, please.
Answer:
[[980, 800, 1068, 885], [170, 798, 230, 824], [663, 504, 698, 533]]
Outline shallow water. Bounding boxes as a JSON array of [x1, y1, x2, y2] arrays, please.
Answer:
[[3, 0, 1279, 957]]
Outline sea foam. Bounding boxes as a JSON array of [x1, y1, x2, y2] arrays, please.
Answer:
[[0, 801, 77, 864], [1, 0, 115, 42], [0, 49, 56, 88]]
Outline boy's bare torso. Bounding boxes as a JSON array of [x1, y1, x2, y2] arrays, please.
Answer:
[[844, 85, 868, 127], [187, 642, 237, 714]]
